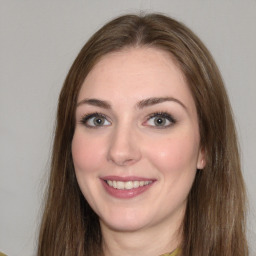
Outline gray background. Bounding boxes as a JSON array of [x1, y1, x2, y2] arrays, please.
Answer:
[[0, 1, 255, 255]]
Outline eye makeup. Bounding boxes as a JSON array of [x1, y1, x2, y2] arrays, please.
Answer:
[[78, 110, 177, 130], [79, 112, 111, 128], [144, 111, 177, 129]]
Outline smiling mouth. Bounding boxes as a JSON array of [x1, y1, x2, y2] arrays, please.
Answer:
[[105, 180, 153, 190], [101, 177, 155, 198]]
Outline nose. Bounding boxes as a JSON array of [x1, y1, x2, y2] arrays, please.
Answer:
[[107, 125, 142, 166]]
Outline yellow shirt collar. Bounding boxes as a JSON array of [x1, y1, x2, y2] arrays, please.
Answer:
[[160, 248, 180, 256]]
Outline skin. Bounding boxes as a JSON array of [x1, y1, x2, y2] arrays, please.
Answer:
[[72, 47, 205, 256]]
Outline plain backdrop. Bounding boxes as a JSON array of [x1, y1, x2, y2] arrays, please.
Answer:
[[0, 1, 255, 255]]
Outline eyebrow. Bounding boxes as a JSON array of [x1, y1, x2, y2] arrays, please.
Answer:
[[136, 97, 187, 110], [76, 98, 111, 109], [76, 97, 187, 110]]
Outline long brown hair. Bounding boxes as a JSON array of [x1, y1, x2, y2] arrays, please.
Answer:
[[37, 14, 248, 256]]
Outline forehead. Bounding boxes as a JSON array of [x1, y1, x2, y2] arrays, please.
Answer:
[[78, 47, 194, 109]]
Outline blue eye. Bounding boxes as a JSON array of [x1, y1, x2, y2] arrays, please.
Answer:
[[145, 112, 176, 128], [80, 113, 111, 128]]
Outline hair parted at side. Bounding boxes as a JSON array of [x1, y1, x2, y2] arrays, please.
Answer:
[[37, 13, 248, 256]]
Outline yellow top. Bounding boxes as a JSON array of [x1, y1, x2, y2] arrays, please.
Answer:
[[161, 248, 180, 256], [0, 252, 7, 256]]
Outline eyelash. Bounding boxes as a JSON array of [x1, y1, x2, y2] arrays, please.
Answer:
[[145, 112, 176, 128], [79, 112, 110, 128], [79, 111, 176, 129]]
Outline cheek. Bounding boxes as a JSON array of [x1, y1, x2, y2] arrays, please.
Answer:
[[146, 133, 199, 208], [146, 132, 200, 176], [71, 130, 106, 174]]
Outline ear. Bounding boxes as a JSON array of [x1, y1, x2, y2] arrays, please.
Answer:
[[197, 147, 206, 170]]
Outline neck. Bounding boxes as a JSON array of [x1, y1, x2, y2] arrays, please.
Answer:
[[100, 218, 182, 256]]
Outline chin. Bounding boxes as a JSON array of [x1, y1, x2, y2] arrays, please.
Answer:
[[101, 221, 147, 233], [99, 211, 150, 232]]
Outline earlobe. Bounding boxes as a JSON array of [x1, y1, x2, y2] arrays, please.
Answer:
[[197, 148, 206, 170]]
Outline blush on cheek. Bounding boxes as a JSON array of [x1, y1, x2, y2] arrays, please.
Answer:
[[148, 136, 199, 175], [71, 135, 104, 173]]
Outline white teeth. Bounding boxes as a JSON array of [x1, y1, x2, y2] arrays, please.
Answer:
[[117, 181, 124, 189], [106, 180, 152, 190], [125, 181, 133, 190], [133, 181, 139, 188]]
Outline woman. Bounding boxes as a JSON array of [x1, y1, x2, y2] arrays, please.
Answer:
[[37, 14, 248, 256]]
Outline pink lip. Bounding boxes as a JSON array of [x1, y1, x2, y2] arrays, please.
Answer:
[[100, 176, 156, 199]]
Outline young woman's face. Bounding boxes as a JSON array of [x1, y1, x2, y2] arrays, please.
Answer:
[[72, 47, 205, 233]]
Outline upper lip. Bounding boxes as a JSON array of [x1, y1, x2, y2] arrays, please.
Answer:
[[101, 176, 156, 182]]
